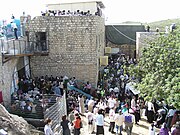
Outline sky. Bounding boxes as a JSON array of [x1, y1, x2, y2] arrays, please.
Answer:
[[0, 0, 180, 24]]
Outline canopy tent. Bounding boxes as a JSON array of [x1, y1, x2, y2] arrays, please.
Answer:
[[125, 82, 140, 95], [105, 24, 145, 45]]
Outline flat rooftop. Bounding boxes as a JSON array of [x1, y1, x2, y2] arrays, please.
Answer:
[[46, 0, 105, 9]]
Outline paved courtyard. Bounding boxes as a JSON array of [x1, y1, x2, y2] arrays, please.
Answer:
[[79, 115, 160, 135]]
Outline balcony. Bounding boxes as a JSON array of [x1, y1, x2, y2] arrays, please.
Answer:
[[1, 38, 49, 63]]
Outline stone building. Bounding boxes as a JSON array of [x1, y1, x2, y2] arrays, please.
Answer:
[[46, 0, 104, 17], [0, 53, 17, 106], [0, 0, 105, 107], [0, 39, 30, 106], [25, 15, 105, 85]]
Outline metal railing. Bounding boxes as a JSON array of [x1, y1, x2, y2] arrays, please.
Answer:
[[68, 84, 92, 99], [28, 40, 49, 54], [0, 39, 49, 57], [9, 93, 67, 134], [9, 94, 60, 119], [44, 92, 67, 134]]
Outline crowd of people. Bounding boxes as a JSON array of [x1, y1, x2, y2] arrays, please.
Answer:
[[10, 53, 180, 135], [146, 23, 176, 33], [10, 75, 66, 116], [41, 9, 102, 17], [63, 54, 179, 135]]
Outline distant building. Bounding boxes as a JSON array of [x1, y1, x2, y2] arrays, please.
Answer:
[[25, 16, 105, 86]]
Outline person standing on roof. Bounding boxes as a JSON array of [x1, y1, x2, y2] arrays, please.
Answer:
[[146, 25, 150, 32], [11, 21, 18, 40]]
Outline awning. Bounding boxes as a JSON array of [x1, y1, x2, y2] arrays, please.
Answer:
[[125, 82, 140, 95], [105, 25, 146, 45]]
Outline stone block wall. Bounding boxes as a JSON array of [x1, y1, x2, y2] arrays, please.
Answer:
[[0, 55, 18, 106], [26, 16, 105, 86], [136, 32, 159, 59], [106, 42, 136, 58]]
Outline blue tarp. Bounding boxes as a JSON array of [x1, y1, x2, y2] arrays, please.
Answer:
[[2, 19, 21, 39], [67, 85, 92, 99]]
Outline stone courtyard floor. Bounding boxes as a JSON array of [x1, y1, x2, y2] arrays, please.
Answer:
[[79, 115, 160, 135]]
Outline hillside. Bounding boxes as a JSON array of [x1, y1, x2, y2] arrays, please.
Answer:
[[122, 18, 180, 32], [145, 18, 180, 31]]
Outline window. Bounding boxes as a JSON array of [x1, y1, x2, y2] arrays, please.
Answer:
[[35, 32, 47, 51]]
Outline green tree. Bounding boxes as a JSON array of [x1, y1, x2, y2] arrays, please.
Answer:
[[131, 29, 180, 109]]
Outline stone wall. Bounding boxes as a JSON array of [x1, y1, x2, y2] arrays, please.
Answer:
[[136, 32, 159, 59], [26, 16, 105, 86], [106, 42, 136, 58], [0, 55, 18, 106]]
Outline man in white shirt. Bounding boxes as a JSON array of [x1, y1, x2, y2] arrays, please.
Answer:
[[93, 105, 99, 115], [114, 110, 124, 135], [86, 111, 95, 134], [108, 96, 116, 109], [11, 22, 18, 39], [78, 95, 85, 114], [147, 101, 155, 123], [166, 106, 176, 129], [88, 97, 95, 113], [131, 96, 136, 110], [93, 105, 99, 134], [131, 96, 137, 124], [95, 109, 104, 135], [97, 99, 107, 111]]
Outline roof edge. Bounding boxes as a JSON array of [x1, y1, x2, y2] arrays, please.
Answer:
[[46, 1, 105, 8]]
